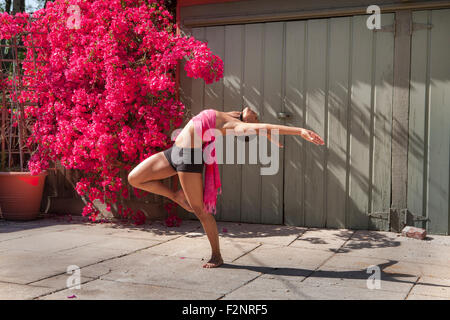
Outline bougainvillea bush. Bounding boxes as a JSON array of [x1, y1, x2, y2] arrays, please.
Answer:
[[0, 0, 223, 224]]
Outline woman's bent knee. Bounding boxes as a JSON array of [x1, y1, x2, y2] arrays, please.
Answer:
[[127, 170, 141, 187]]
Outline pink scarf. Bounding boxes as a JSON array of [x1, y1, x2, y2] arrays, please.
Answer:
[[192, 109, 221, 214]]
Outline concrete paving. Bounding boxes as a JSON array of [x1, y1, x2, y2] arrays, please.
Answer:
[[0, 217, 449, 300]]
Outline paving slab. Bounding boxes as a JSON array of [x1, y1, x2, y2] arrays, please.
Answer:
[[289, 228, 354, 251], [79, 263, 114, 279], [408, 276, 450, 299], [0, 245, 130, 284], [40, 279, 221, 300], [0, 281, 55, 300], [351, 230, 450, 247], [144, 235, 260, 262], [0, 221, 86, 242], [54, 245, 146, 269], [422, 234, 450, 247], [84, 237, 161, 252], [310, 253, 419, 295], [0, 218, 78, 230], [105, 220, 202, 242], [321, 253, 450, 281], [222, 277, 307, 300], [303, 270, 415, 295], [340, 231, 450, 266], [184, 221, 307, 246], [406, 294, 448, 300], [11, 220, 165, 252], [233, 244, 334, 273], [0, 230, 112, 254], [52, 223, 123, 237], [319, 254, 409, 273], [383, 261, 450, 280], [0, 250, 72, 284], [222, 277, 406, 300], [30, 273, 95, 292], [80, 251, 262, 295]]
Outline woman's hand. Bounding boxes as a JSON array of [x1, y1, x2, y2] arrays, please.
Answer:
[[299, 128, 325, 145]]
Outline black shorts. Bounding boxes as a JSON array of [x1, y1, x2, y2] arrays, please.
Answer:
[[163, 145, 204, 173]]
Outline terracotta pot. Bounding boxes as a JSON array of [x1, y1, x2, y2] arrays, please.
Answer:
[[0, 171, 48, 221]]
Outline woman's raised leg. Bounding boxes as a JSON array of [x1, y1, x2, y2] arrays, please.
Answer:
[[178, 172, 223, 268], [127, 152, 193, 212]]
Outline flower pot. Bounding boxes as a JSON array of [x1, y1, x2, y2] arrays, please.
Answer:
[[0, 171, 48, 221]]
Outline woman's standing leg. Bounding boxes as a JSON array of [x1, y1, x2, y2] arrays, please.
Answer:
[[128, 152, 193, 212], [178, 172, 223, 268]]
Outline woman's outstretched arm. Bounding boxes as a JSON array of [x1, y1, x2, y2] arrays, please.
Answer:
[[232, 122, 325, 146]]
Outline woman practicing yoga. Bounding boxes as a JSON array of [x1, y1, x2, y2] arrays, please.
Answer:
[[127, 107, 324, 268]]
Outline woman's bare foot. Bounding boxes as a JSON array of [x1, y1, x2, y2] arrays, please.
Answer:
[[173, 189, 194, 212], [203, 254, 223, 268]]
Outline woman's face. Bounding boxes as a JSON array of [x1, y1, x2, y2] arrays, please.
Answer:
[[242, 107, 259, 123]]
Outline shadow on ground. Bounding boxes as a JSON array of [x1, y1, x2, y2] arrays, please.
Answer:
[[0, 217, 404, 253], [221, 260, 449, 288]]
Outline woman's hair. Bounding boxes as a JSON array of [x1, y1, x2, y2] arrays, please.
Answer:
[[242, 106, 259, 123], [225, 107, 258, 123]]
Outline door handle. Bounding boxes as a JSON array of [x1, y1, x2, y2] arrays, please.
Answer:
[[277, 112, 291, 120]]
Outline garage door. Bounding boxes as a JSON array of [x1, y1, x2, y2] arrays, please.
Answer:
[[180, 13, 395, 230]]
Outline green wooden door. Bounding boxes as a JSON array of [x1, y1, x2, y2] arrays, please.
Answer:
[[282, 15, 394, 230], [408, 9, 450, 235]]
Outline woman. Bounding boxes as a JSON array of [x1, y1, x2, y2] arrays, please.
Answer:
[[127, 107, 324, 268]]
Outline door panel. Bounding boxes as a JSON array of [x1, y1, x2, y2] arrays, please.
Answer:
[[408, 9, 450, 235], [283, 14, 394, 230], [261, 22, 284, 224]]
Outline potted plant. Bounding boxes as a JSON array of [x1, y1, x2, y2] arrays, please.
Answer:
[[0, 16, 47, 221]]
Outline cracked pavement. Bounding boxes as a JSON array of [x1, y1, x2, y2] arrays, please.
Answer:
[[0, 217, 449, 300]]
